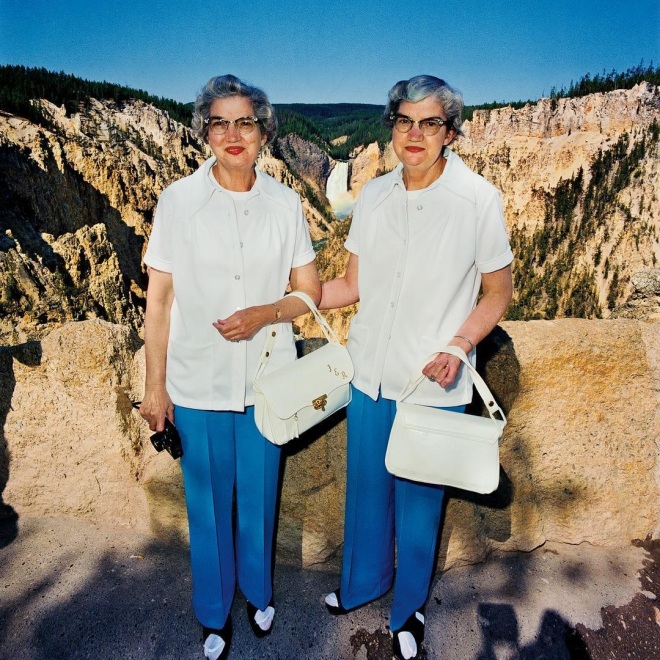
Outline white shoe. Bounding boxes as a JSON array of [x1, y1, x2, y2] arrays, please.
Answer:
[[203, 634, 225, 660], [202, 618, 231, 660], [247, 600, 275, 637]]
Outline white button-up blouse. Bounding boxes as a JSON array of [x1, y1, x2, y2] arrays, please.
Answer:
[[144, 157, 316, 411], [344, 149, 514, 407]]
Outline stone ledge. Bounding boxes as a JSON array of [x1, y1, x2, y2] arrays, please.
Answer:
[[1, 317, 658, 570]]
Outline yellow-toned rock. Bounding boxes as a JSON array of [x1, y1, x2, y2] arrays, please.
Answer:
[[1, 318, 658, 570]]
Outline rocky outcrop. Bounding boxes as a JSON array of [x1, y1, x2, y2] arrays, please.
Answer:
[[0, 100, 338, 343], [0, 100, 207, 343], [275, 134, 333, 192], [257, 146, 334, 241], [349, 141, 398, 196], [3, 85, 659, 344], [453, 83, 660, 315], [611, 269, 660, 320], [1, 318, 658, 569]]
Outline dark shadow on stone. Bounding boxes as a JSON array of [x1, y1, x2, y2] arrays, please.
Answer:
[[445, 327, 521, 546], [476, 603, 590, 660], [284, 406, 348, 458], [574, 537, 660, 659], [446, 466, 514, 511], [465, 326, 520, 418], [0, 340, 42, 548]]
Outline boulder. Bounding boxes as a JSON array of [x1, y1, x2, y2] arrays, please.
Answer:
[[1, 318, 658, 571]]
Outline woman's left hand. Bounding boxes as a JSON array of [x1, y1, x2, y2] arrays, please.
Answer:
[[213, 305, 273, 342], [422, 352, 462, 388]]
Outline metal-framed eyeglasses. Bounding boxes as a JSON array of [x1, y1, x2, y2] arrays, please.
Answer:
[[390, 114, 451, 136], [205, 115, 261, 136]]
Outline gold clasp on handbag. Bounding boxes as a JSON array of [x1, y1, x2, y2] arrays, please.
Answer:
[[312, 394, 328, 411]]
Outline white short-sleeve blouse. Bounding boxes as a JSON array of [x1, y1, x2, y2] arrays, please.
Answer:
[[344, 149, 513, 407], [144, 157, 316, 411]]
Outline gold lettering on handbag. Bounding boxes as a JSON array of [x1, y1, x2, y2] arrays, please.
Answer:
[[327, 364, 349, 379], [312, 394, 328, 411]]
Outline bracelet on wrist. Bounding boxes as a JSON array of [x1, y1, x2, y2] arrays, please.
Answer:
[[454, 335, 475, 351], [271, 303, 281, 323]]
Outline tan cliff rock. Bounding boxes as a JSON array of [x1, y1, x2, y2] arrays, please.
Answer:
[[1, 318, 657, 569], [0, 100, 335, 344], [454, 82, 660, 314], [2, 84, 659, 346], [455, 82, 660, 232], [311, 83, 660, 333], [348, 141, 398, 196]]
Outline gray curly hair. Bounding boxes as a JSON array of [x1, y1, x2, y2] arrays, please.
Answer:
[[191, 74, 278, 145], [383, 75, 464, 136]]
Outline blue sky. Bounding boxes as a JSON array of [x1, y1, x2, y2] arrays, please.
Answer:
[[1, 0, 658, 106]]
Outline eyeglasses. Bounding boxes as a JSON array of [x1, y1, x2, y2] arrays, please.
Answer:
[[205, 115, 260, 136], [390, 114, 451, 136]]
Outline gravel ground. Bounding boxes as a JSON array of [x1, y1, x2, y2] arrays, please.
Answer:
[[0, 514, 658, 659]]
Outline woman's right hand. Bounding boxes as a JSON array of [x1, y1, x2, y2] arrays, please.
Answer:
[[139, 388, 174, 433]]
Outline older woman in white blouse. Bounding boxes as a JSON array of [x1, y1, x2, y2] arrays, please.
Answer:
[[320, 75, 513, 660], [140, 75, 320, 660]]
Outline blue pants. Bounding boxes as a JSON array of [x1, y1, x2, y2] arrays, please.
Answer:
[[175, 405, 282, 629], [339, 387, 465, 630]]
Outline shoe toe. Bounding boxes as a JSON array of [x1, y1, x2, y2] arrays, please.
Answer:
[[324, 589, 350, 615], [247, 600, 275, 637]]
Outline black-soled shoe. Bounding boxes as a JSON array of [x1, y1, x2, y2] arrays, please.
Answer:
[[246, 600, 275, 637], [324, 588, 351, 615], [202, 616, 232, 660], [392, 610, 425, 660]]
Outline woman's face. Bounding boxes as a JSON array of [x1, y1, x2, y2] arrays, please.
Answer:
[[207, 95, 266, 175], [391, 96, 455, 175]]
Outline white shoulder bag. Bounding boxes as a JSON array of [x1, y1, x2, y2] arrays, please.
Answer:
[[253, 291, 354, 445], [385, 345, 506, 493]]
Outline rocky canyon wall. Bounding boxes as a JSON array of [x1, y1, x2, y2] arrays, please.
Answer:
[[0, 99, 336, 344], [302, 83, 660, 340]]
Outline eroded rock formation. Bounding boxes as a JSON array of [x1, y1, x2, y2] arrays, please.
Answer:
[[0, 100, 336, 344]]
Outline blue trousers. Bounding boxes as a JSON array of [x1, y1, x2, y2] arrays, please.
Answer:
[[175, 405, 282, 629], [339, 387, 465, 630]]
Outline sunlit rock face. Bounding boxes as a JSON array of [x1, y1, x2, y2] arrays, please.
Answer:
[[1, 318, 658, 568], [0, 99, 343, 342]]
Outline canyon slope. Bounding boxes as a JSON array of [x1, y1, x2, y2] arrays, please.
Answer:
[[307, 83, 660, 339], [0, 98, 336, 343], [1, 83, 659, 345]]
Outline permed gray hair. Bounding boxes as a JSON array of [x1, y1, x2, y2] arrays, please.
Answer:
[[191, 74, 278, 145], [384, 75, 464, 137]]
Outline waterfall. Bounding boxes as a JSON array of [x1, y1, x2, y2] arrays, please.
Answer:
[[326, 162, 355, 218]]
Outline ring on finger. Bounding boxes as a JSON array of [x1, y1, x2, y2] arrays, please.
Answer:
[[429, 376, 436, 382]]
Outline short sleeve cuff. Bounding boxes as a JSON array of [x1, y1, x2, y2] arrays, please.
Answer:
[[477, 249, 513, 274], [291, 247, 316, 269], [144, 252, 173, 273], [344, 236, 359, 255]]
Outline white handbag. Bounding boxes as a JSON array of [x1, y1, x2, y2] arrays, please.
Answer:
[[253, 291, 354, 445], [385, 345, 506, 494]]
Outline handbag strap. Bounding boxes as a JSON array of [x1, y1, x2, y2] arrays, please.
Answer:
[[254, 291, 340, 379], [397, 345, 506, 424]]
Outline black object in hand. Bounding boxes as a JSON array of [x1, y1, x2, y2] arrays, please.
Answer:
[[150, 418, 183, 459]]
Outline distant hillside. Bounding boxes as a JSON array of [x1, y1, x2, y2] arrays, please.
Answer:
[[275, 103, 390, 159], [0, 65, 193, 127]]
